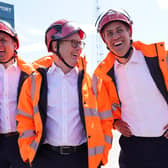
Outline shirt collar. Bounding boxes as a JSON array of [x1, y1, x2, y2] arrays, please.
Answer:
[[0, 60, 18, 70], [115, 48, 140, 68], [12, 61, 18, 69], [47, 62, 56, 74], [48, 62, 78, 76], [128, 48, 140, 64]]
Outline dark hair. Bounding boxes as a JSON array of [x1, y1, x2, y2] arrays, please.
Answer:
[[101, 20, 130, 33]]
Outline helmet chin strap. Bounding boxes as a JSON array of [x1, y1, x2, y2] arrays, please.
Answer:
[[111, 40, 133, 62], [55, 42, 74, 69], [114, 46, 133, 59], [0, 50, 17, 64]]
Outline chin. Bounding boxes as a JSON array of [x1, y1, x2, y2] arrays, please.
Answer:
[[69, 63, 77, 67]]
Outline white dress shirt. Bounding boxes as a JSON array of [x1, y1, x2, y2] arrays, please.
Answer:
[[45, 63, 86, 146], [114, 48, 168, 137], [0, 62, 21, 133]]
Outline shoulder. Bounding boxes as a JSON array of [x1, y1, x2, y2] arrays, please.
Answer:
[[32, 55, 54, 69], [133, 41, 166, 57], [17, 56, 35, 75], [94, 52, 115, 81]]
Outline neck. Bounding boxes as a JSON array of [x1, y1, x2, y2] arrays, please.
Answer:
[[115, 47, 133, 64], [54, 56, 73, 74], [116, 55, 131, 64], [1, 57, 15, 69]]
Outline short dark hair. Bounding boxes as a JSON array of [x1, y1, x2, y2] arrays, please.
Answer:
[[101, 20, 130, 33]]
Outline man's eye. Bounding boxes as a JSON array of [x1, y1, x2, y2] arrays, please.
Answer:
[[0, 39, 6, 42], [117, 29, 123, 33], [72, 40, 78, 45], [107, 32, 113, 36]]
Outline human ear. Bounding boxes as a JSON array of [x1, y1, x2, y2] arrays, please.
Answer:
[[51, 41, 57, 52]]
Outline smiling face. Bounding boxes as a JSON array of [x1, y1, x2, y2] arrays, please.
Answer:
[[102, 21, 132, 58], [52, 32, 83, 72], [0, 32, 17, 63], [59, 33, 82, 67]]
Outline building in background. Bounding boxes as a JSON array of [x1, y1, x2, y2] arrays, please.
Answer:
[[0, 1, 14, 28]]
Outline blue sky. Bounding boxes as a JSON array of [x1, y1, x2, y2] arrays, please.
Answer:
[[2, 0, 168, 73]]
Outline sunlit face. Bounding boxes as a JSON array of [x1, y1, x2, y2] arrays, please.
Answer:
[[53, 32, 83, 68], [102, 21, 132, 57], [0, 32, 17, 63]]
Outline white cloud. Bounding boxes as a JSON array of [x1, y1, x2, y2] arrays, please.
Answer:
[[80, 24, 96, 35], [157, 0, 168, 9], [27, 28, 44, 36], [18, 42, 49, 62], [19, 42, 45, 52], [17, 27, 44, 43]]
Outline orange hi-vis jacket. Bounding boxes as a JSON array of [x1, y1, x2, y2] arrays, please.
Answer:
[[16, 56, 35, 74], [93, 41, 168, 125], [15, 56, 35, 102], [16, 55, 113, 167]]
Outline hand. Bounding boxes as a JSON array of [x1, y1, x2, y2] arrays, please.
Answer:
[[163, 124, 168, 139], [114, 119, 133, 137]]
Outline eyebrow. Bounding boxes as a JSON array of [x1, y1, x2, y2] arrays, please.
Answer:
[[107, 25, 123, 32]]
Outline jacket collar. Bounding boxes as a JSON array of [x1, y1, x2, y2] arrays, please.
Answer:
[[16, 56, 35, 75]]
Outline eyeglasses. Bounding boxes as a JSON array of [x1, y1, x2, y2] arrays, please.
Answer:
[[61, 39, 85, 49]]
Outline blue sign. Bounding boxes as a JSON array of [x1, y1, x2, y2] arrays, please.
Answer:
[[0, 2, 14, 28]]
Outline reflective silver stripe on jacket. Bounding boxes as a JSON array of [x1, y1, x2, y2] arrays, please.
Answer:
[[20, 130, 35, 138], [30, 140, 39, 151], [88, 145, 104, 156], [84, 108, 99, 117], [30, 73, 36, 100], [99, 110, 112, 119], [92, 75, 98, 98], [104, 135, 113, 144], [112, 103, 120, 111], [33, 105, 39, 115], [30, 74, 40, 115], [16, 109, 33, 119]]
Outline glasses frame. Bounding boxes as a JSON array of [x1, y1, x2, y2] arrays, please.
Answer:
[[61, 39, 85, 49]]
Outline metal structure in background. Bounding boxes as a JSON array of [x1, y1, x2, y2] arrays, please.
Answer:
[[0, 2, 14, 28], [95, 0, 104, 64]]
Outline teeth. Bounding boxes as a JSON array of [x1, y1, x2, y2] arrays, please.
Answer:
[[114, 42, 122, 46]]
